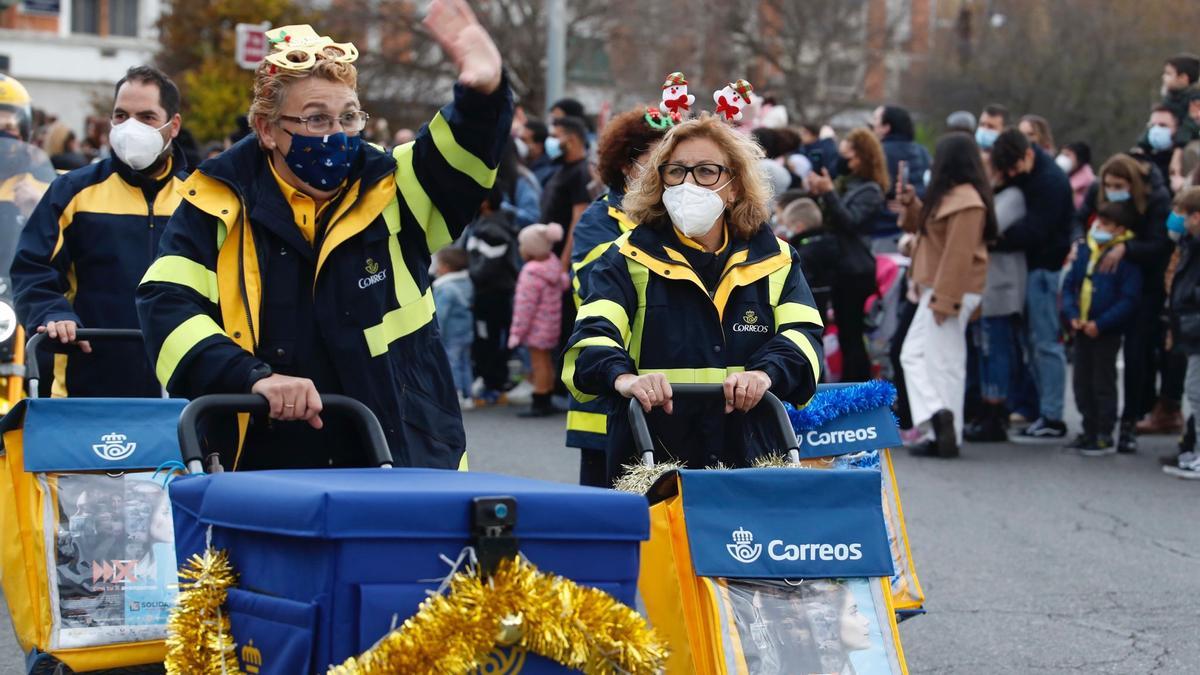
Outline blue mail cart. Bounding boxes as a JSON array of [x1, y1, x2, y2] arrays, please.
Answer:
[[169, 394, 650, 674]]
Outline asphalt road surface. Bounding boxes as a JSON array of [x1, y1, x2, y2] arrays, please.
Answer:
[[1, 392, 1197, 673]]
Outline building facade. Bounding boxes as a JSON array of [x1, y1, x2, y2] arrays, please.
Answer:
[[1, 0, 162, 137]]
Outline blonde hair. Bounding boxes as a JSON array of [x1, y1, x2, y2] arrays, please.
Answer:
[[843, 128, 891, 193], [248, 48, 358, 129], [623, 114, 772, 240]]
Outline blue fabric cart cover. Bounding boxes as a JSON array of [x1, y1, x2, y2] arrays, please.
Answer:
[[169, 469, 649, 541], [675, 468, 894, 579], [0, 398, 187, 473], [797, 403, 901, 458]]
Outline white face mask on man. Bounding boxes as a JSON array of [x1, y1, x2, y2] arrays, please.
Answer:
[[662, 178, 733, 239], [109, 118, 170, 171]]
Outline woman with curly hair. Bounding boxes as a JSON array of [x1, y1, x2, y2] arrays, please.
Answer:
[[807, 128, 890, 382], [566, 106, 672, 485], [563, 114, 824, 472]]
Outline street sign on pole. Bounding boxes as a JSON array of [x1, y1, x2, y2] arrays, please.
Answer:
[[235, 22, 272, 70]]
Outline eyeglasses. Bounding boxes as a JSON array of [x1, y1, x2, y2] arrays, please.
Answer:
[[658, 162, 731, 187], [278, 111, 370, 135]]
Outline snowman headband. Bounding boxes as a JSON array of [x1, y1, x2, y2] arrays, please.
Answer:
[[649, 71, 756, 128], [263, 25, 359, 73]]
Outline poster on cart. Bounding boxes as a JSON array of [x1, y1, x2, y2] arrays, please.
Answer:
[[717, 577, 905, 675], [45, 472, 178, 649]]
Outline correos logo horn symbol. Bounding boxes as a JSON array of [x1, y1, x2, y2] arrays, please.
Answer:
[[726, 527, 762, 563], [359, 257, 388, 289], [93, 432, 136, 461]]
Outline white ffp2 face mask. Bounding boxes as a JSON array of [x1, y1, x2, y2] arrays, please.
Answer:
[[109, 118, 170, 171], [663, 179, 732, 239]]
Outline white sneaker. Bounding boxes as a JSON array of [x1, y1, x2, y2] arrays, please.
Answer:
[[458, 395, 476, 411], [506, 380, 534, 404], [1163, 455, 1200, 480]]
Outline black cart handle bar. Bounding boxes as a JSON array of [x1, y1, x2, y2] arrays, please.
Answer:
[[627, 383, 800, 467], [25, 328, 147, 399], [178, 394, 394, 474]]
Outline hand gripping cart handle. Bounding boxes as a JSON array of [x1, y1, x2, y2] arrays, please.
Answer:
[[178, 394, 395, 473], [627, 383, 802, 467], [25, 327, 148, 398]]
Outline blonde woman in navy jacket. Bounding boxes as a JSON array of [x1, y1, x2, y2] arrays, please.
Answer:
[[563, 115, 824, 474]]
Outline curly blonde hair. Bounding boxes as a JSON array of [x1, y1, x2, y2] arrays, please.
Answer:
[[623, 114, 772, 240], [248, 48, 358, 131]]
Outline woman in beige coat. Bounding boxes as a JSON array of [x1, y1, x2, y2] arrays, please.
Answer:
[[898, 133, 998, 458]]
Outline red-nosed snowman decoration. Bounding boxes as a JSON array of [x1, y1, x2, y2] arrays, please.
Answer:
[[659, 72, 695, 116], [713, 79, 754, 122]]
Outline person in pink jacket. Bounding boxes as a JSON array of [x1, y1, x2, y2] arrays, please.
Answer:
[[509, 223, 569, 416]]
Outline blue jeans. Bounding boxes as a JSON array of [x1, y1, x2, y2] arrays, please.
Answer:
[[1025, 268, 1067, 421], [443, 340, 473, 398], [975, 315, 1018, 401]]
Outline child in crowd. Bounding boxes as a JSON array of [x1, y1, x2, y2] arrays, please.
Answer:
[[463, 187, 522, 405], [1165, 187, 1200, 479], [431, 247, 475, 410], [1061, 202, 1143, 455], [782, 197, 836, 317], [1161, 54, 1199, 127], [508, 223, 568, 417]]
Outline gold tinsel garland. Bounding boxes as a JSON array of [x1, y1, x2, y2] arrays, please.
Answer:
[[163, 548, 665, 675], [164, 549, 241, 674], [328, 556, 667, 675], [612, 459, 686, 494]]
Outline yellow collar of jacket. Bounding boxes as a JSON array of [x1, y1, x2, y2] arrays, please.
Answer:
[[617, 224, 790, 321]]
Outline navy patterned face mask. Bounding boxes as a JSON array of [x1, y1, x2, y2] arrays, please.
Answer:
[[283, 131, 361, 189]]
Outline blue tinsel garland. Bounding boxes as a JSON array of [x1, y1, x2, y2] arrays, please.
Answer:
[[785, 380, 897, 432]]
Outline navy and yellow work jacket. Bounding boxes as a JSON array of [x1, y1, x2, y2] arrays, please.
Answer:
[[13, 144, 187, 397], [563, 222, 824, 473], [135, 81, 512, 470], [565, 191, 635, 450]]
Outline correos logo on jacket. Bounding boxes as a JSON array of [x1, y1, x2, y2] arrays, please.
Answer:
[[358, 257, 388, 289], [733, 308, 769, 333]]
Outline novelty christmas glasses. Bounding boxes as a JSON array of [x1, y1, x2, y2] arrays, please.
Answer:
[[264, 24, 359, 72]]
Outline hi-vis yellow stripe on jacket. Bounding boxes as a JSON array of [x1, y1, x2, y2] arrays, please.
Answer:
[[565, 191, 637, 450], [135, 80, 513, 470], [562, 222, 824, 470], [12, 145, 187, 398]]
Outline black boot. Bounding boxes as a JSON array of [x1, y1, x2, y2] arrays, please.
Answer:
[[1117, 419, 1138, 454], [931, 409, 959, 457], [964, 402, 1008, 443], [518, 393, 556, 418]]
